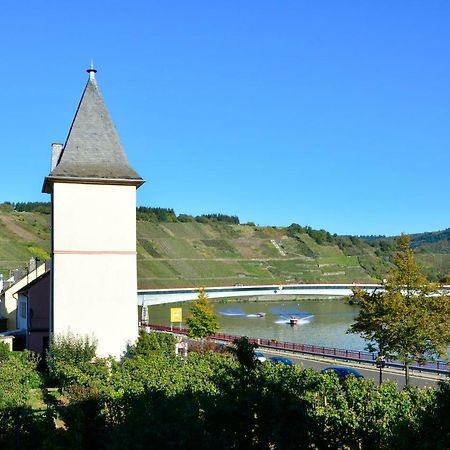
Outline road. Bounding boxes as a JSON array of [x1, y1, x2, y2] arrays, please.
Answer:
[[259, 348, 446, 389]]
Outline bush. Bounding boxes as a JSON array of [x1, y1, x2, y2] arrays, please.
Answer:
[[128, 330, 176, 358], [46, 333, 98, 387], [178, 214, 195, 222], [0, 341, 11, 361], [0, 351, 42, 410]]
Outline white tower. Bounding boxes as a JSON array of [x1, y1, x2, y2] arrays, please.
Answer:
[[43, 66, 144, 358]]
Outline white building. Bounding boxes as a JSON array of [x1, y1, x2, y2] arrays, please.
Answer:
[[42, 67, 144, 358]]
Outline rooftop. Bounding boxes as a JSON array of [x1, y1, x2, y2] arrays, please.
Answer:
[[43, 67, 144, 193]]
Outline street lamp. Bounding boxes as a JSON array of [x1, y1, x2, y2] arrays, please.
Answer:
[[376, 355, 386, 385]]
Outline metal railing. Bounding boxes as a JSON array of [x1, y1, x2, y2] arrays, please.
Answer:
[[144, 323, 450, 375]]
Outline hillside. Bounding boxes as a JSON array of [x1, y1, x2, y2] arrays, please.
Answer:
[[360, 230, 450, 283], [0, 203, 448, 287]]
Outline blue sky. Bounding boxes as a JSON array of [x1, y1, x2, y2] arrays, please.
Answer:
[[0, 1, 449, 236]]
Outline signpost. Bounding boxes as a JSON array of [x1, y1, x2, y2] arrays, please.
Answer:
[[170, 307, 183, 331], [171, 309, 187, 358]]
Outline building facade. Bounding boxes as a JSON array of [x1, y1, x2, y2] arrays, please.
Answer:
[[42, 67, 144, 357]]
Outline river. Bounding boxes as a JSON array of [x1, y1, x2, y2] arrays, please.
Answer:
[[147, 297, 368, 352]]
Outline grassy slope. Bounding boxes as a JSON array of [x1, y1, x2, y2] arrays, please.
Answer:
[[0, 207, 51, 277], [136, 223, 381, 288], [0, 207, 448, 288]]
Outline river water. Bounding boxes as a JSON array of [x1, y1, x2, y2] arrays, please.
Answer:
[[147, 298, 368, 352]]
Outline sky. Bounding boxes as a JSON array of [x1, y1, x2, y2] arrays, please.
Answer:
[[0, 1, 449, 236]]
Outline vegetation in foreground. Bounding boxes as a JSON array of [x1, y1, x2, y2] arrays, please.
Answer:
[[350, 235, 450, 385], [1, 334, 450, 449]]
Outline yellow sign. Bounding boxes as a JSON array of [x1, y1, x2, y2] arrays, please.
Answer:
[[170, 308, 183, 322]]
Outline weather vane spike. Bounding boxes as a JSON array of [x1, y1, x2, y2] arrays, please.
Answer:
[[87, 59, 97, 80]]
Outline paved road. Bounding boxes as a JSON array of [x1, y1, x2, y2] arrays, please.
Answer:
[[259, 348, 446, 389]]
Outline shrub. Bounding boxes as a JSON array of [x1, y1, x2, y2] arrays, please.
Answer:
[[128, 330, 176, 358], [46, 332, 98, 387], [0, 341, 11, 361]]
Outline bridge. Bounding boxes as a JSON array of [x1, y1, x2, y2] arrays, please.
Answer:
[[137, 283, 383, 306], [137, 283, 450, 306]]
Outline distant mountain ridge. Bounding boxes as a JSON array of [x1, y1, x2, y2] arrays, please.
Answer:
[[0, 202, 448, 287], [360, 228, 450, 249]]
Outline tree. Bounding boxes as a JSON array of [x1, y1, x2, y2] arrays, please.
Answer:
[[186, 288, 219, 339], [349, 235, 450, 385], [229, 336, 259, 369]]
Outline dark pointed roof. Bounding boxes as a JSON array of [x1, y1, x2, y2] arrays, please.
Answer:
[[43, 69, 144, 193]]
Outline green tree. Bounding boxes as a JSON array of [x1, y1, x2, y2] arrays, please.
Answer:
[[186, 288, 219, 339], [349, 235, 450, 385], [439, 274, 450, 284], [229, 336, 259, 369]]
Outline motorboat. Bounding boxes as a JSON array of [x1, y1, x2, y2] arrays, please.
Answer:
[[289, 314, 314, 325], [289, 316, 299, 325]]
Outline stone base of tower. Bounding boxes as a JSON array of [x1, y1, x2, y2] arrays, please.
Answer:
[[52, 253, 138, 358]]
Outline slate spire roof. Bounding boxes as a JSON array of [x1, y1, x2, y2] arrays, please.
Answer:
[[43, 67, 144, 193]]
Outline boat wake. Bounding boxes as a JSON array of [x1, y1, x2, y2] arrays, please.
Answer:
[[271, 307, 315, 325], [218, 308, 266, 318], [275, 315, 314, 325], [218, 308, 246, 317]]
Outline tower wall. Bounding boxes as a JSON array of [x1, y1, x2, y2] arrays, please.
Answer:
[[52, 182, 138, 358]]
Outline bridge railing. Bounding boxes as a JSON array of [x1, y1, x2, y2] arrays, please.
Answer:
[[144, 323, 450, 375]]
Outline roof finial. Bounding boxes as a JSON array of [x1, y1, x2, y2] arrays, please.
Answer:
[[87, 59, 97, 80]]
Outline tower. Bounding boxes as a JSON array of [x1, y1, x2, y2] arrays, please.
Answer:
[[43, 67, 144, 357]]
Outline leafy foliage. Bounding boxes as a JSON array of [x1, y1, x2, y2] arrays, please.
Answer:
[[1, 331, 450, 448], [195, 213, 240, 224], [177, 213, 195, 222], [0, 350, 42, 410], [13, 202, 51, 214], [349, 235, 450, 384], [136, 206, 178, 222], [186, 288, 220, 339], [287, 222, 334, 245], [128, 329, 176, 357], [0, 341, 11, 361], [228, 336, 259, 369], [0, 349, 48, 449], [440, 274, 450, 283], [136, 207, 241, 224], [415, 380, 450, 449], [46, 332, 104, 388]]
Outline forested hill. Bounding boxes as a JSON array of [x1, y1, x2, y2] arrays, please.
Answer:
[[361, 228, 450, 250], [0, 202, 448, 288]]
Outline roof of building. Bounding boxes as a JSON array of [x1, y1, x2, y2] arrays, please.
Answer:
[[0, 261, 50, 297], [43, 68, 144, 193]]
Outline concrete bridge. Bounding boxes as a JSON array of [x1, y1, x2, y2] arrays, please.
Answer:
[[137, 283, 450, 306], [137, 283, 383, 306]]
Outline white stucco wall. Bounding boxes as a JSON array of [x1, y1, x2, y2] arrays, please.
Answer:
[[53, 183, 136, 252], [52, 183, 138, 358]]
